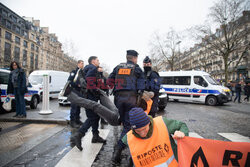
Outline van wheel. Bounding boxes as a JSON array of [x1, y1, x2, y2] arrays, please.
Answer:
[[30, 96, 38, 109], [206, 96, 217, 106]]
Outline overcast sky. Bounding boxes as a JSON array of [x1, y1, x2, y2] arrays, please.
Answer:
[[2, 0, 215, 72]]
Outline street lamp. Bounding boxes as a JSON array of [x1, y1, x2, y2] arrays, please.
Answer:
[[176, 41, 182, 70]]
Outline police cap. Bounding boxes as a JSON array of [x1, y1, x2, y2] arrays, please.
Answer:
[[143, 56, 151, 63], [127, 50, 138, 57]]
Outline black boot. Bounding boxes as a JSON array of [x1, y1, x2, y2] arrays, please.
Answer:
[[111, 146, 123, 164], [92, 133, 106, 143], [71, 131, 84, 151], [70, 121, 80, 128]]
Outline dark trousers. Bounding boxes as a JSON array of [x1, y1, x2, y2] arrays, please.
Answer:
[[148, 93, 159, 118], [70, 90, 84, 122], [114, 91, 137, 149], [14, 88, 26, 116], [234, 92, 241, 103], [244, 95, 249, 102], [79, 92, 100, 135]]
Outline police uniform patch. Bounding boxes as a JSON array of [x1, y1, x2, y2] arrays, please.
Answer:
[[70, 72, 75, 76]]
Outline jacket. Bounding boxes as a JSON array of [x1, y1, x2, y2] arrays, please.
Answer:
[[7, 68, 28, 95]]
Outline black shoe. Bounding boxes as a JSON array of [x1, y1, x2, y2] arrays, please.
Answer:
[[71, 131, 84, 151], [111, 146, 123, 164], [70, 121, 81, 128], [61, 81, 72, 97], [92, 134, 106, 143], [76, 120, 83, 125]]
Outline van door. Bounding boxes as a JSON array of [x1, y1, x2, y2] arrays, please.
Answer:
[[0, 71, 10, 103], [192, 76, 208, 102]]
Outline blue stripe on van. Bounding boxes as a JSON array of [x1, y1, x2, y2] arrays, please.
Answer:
[[1, 89, 38, 96], [162, 87, 220, 94]]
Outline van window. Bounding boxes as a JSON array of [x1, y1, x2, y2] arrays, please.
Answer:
[[194, 76, 208, 87], [204, 75, 219, 85], [161, 77, 174, 85], [161, 76, 191, 85], [174, 76, 191, 85], [0, 71, 9, 84]]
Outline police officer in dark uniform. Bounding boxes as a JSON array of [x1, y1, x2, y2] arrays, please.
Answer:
[[143, 56, 161, 118], [68, 60, 85, 128], [71, 56, 106, 151], [109, 50, 145, 164]]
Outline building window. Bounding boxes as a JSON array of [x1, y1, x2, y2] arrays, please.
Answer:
[[14, 46, 20, 61], [30, 53, 34, 70], [36, 46, 39, 52], [6, 20, 11, 29], [5, 31, 11, 40], [31, 43, 34, 51], [23, 40, 28, 48], [24, 31, 28, 38], [31, 33, 35, 40], [35, 54, 38, 69], [15, 36, 20, 44], [15, 26, 20, 34], [4, 42, 11, 62], [11, 15, 17, 23], [23, 49, 27, 67], [2, 9, 8, 17]]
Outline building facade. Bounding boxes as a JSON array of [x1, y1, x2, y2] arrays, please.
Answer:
[[0, 3, 77, 75]]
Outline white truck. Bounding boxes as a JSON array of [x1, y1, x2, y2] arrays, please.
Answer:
[[159, 70, 232, 106], [0, 69, 40, 111], [28, 70, 69, 99]]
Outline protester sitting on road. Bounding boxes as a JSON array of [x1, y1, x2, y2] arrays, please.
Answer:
[[122, 107, 189, 167]]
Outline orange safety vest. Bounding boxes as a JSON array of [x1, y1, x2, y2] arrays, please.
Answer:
[[127, 116, 178, 167], [144, 99, 153, 115]]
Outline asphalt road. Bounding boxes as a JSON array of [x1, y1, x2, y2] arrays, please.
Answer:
[[1, 98, 249, 167]]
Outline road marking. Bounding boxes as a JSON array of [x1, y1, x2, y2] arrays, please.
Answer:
[[55, 129, 110, 167], [218, 133, 250, 142], [189, 132, 204, 138], [57, 146, 70, 156]]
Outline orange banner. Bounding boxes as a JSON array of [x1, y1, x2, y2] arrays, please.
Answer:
[[178, 137, 250, 167]]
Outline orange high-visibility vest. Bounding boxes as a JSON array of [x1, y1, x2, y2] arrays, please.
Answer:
[[144, 99, 153, 115], [127, 116, 178, 167]]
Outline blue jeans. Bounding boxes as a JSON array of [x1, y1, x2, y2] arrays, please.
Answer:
[[14, 88, 26, 116], [79, 92, 100, 135], [114, 91, 137, 149]]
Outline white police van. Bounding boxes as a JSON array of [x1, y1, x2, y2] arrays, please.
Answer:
[[29, 70, 69, 99], [0, 69, 40, 111], [159, 71, 231, 106]]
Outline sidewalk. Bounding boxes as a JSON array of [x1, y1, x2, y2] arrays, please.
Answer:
[[0, 102, 70, 125]]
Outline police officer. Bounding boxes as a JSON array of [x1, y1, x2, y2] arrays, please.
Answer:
[[143, 56, 161, 117], [68, 60, 85, 128], [71, 56, 106, 151], [108, 50, 145, 164]]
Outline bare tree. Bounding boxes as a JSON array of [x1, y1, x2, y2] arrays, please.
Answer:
[[149, 28, 182, 71], [192, 0, 250, 84], [62, 39, 80, 59]]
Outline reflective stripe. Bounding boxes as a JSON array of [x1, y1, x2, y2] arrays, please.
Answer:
[[155, 155, 175, 167]]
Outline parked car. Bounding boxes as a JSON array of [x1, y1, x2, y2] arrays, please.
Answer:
[[29, 70, 69, 99], [159, 70, 232, 106], [58, 89, 71, 106], [0, 69, 40, 112]]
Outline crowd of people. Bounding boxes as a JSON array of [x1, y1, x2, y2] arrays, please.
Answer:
[[5, 49, 250, 166], [61, 50, 188, 166], [227, 81, 250, 103]]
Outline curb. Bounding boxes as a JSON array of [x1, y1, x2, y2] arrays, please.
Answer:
[[0, 118, 68, 125]]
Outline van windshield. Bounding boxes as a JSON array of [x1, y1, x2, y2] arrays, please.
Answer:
[[29, 75, 43, 85], [204, 75, 219, 85]]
